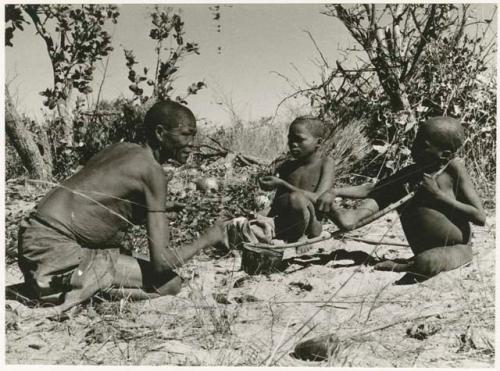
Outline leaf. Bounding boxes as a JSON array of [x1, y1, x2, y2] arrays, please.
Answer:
[[372, 144, 389, 154]]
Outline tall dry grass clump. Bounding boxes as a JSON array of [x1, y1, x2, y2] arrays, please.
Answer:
[[319, 117, 371, 181], [198, 117, 288, 163]]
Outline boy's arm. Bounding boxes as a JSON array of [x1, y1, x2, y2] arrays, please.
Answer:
[[422, 160, 485, 226], [333, 183, 376, 199], [143, 164, 223, 274]]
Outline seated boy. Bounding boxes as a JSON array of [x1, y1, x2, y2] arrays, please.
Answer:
[[259, 116, 335, 243], [15, 101, 226, 317], [316, 117, 485, 281]]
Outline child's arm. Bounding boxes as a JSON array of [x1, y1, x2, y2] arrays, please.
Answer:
[[261, 157, 335, 203], [316, 183, 375, 216], [334, 183, 376, 198], [422, 160, 485, 226]]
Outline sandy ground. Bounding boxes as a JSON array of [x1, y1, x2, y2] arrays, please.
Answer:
[[5, 204, 495, 366]]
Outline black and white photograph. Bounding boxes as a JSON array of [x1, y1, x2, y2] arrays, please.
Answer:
[[3, 1, 496, 367]]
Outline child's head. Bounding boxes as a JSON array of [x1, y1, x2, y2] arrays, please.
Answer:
[[411, 116, 465, 165], [144, 100, 197, 163], [288, 116, 326, 159]]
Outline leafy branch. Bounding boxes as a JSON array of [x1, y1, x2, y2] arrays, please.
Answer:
[[124, 6, 205, 104]]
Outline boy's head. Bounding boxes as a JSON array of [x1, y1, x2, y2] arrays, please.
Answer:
[[144, 100, 197, 164], [288, 116, 326, 159], [411, 116, 465, 165]]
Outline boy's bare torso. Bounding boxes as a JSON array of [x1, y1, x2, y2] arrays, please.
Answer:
[[276, 157, 325, 195], [386, 160, 470, 252], [36, 143, 161, 247]]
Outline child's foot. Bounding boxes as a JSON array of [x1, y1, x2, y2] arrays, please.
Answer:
[[373, 260, 409, 272], [297, 235, 312, 254]]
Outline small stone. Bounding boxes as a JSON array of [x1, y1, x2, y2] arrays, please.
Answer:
[[290, 281, 313, 291], [406, 322, 441, 340], [292, 334, 340, 361], [212, 293, 231, 305], [233, 294, 260, 303]]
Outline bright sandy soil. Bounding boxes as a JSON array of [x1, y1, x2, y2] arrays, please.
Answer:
[[5, 199, 495, 366]]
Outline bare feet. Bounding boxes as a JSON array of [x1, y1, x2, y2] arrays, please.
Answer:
[[373, 260, 410, 272], [296, 235, 312, 254]]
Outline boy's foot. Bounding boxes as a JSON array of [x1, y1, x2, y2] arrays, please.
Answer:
[[296, 231, 331, 255], [373, 260, 409, 272], [394, 272, 427, 285], [296, 235, 312, 254]]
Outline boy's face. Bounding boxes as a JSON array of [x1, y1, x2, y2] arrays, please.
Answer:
[[411, 127, 446, 166], [288, 123, 320, 160], [158, 117, 197, 164]]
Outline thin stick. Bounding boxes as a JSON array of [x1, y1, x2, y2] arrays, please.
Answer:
[[92, 54, 111, 120], [342, 236, 409, 247]]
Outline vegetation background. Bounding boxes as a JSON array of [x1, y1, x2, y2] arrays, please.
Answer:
[[4, 3, 496, 367]]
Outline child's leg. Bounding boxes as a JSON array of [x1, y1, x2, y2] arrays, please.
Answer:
[[305, 200, 323, 238], [374, 244, 472, 278], [410, 243, 472, 278], [275, 191, 321, 242]]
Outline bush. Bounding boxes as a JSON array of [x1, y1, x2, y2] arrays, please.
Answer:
[[197, 116, 288, 162], [43, 99, 151, 179], [298, 5, 496, 194]]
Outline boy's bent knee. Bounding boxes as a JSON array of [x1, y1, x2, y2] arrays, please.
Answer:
[[288, 192, 310, 210]]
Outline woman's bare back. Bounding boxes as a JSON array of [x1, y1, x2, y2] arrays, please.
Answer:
[[36, 143, 159, 246]]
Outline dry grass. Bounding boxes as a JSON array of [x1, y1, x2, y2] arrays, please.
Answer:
[[198, 117, 288, 163], [319, 117, 372, 180], [5, 213, 495, 366]]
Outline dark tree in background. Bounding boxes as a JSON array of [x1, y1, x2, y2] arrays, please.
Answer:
[[5, 4, 119, 179], [5, 5, 205, 180]]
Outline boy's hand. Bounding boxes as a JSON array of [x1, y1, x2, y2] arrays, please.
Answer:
[[421, 173, 444, 200], [259, 176, 283, 191], [317, 190, 336, 213]]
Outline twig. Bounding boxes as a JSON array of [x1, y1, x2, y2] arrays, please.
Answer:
[[92, 54, 111, 123], [205, 136, 268, 166], [304, 30, 329, 68], [342, 236, 409, 247], [351, 307, 466, 338]]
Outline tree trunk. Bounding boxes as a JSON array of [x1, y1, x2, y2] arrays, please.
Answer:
[[55, 89, 74, 147], [5, 89, 52, 180]]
